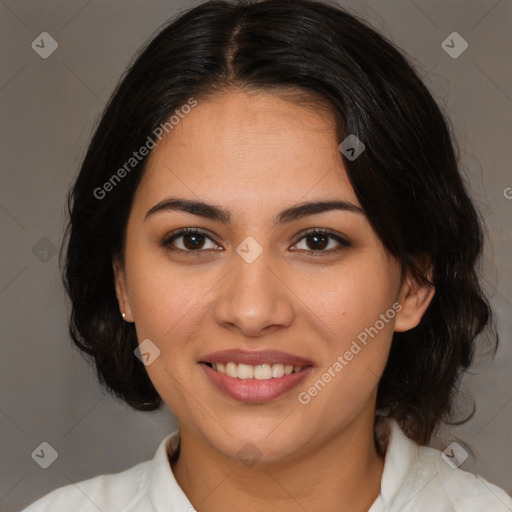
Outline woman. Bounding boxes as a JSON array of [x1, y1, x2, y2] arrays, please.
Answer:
[[23, 0, 511, 510]]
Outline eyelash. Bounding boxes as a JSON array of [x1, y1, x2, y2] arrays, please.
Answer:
[[160, 227, 351, 256]]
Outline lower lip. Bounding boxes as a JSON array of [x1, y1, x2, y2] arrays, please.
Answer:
[[200, 363, 313, 403]]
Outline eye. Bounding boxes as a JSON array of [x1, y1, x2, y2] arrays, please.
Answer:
[[161, 228, 349, 254], [161, 228, 222, 252], [291, 229, 350, 254]]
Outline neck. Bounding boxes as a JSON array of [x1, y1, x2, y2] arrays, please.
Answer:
[[171, 412, 384, 512]]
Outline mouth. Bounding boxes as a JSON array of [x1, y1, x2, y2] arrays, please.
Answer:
[[202, 361, 309, 380], [199, 361, 314, 403]]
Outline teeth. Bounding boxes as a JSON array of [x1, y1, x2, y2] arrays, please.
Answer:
[[272, 364, 285, 378], [226, 362, 239, 378], [237, 363, 254, 379], [255, 364, 275, 380], [211, 362, 304, 380]]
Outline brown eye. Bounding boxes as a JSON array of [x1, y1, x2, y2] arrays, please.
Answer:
[[182, 233, 206, 250], [292, 230, 350, 253], [305, 233, 329, 250], [162, 228, 221, 252]]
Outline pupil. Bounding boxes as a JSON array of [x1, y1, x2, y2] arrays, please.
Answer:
[[307, 234, 328, 250], [184, 234, 205, 250]]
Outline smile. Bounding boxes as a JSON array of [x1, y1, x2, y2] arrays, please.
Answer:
[[200, 362, 313, 403], [208, 362, 305, 380]]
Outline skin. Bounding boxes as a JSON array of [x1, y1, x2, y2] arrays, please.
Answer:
[[114, 89, 434, 512]]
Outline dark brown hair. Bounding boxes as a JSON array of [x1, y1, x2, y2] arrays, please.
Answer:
[[62, 0, 496, 444]]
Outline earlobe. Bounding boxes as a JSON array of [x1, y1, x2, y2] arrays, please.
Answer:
[[394, 266, 435, 333], [112, 258, 135, 322]]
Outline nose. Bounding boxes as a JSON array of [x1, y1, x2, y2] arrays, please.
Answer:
[[214, 253, 295, 338]]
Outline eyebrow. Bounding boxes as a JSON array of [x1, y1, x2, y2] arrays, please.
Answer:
[[144, 197, 363, 224]]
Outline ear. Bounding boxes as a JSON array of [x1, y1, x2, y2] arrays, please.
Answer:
[[394, 262, 435, 333], [113, 257, 135, 322]]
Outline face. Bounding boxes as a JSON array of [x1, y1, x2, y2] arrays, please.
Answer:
[[114, 89, 433, 463]]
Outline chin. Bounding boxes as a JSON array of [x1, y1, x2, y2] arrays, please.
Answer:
[[209, 426, 307, 465]]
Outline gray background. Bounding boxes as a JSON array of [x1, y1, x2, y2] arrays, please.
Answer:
[[0, 0, 510, 510]]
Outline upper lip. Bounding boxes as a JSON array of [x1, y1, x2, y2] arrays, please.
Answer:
[[199, 349, 314, 367]]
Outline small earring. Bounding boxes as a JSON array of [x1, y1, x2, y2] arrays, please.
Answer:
[[122, 312, 126, 319]]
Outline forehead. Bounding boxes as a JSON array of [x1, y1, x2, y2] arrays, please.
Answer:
[[136, 89, 358, 211]]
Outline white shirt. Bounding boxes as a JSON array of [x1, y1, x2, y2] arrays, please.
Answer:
[[22, 418, 512, 511]]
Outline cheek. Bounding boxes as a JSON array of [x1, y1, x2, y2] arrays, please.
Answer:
[[124, 247, 218, 364], [126, 243, 201, 321], [290, 254, 399, 404], [292, 254, 399, 344], [295, 279, 395, 425], [124, 252, 213, 415]]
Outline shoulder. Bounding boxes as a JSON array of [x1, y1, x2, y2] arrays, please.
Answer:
[[379, 419, 512, 512], [415, 442, 511, 511], [20, 459, 151, 512]]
